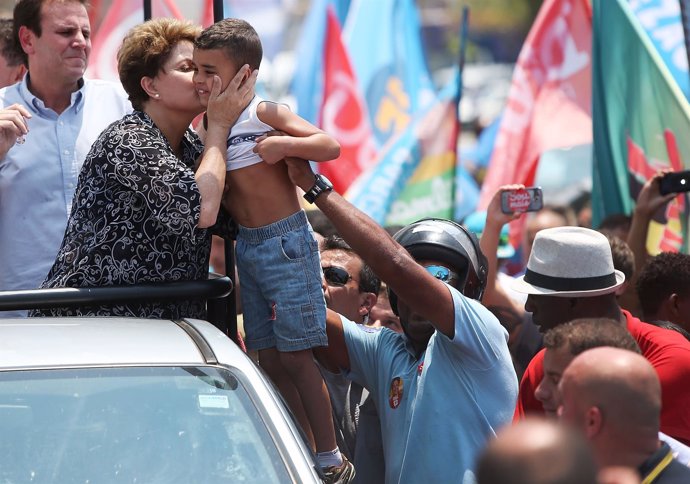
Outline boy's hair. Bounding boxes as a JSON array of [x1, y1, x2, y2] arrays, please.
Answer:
[[194, 18, 262, 71], [117, 18, 200, 111]]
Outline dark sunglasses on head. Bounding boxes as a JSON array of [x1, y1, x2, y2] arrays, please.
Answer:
[[322, 266, 353, 286], [425, 265, 459, 283]]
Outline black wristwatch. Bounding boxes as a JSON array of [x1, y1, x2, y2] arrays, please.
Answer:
[[303, 174, 333, 204]]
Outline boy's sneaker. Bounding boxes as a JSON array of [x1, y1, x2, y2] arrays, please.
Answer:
[[322, 455, 355, 483]]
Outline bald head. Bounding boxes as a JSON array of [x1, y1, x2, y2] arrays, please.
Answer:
[[475, 418, 597, 484], [559, 347, 661, 465]]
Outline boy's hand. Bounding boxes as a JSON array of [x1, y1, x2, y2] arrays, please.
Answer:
[[205, 65, 257, 133], [253, 134, 290, 164]]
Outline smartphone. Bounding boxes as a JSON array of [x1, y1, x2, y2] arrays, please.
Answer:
[[659, 170, 690, 195], [501, 187, 544, 214]]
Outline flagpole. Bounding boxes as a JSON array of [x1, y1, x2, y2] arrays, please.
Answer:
[[214, 0, 224, 22], [143, 0, 151, 21], [680, 0, 690, 86], [208, 0, 238, 342], [452, 6, 469, 219]]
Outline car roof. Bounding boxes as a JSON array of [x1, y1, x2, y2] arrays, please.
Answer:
[[0, 317, 246, 370]]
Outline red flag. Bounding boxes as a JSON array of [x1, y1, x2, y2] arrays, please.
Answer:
[[478, 0, 593, 241], [318, 6, 377, 194], [87, 0, 185, 82], [201, 0, 215, 27]]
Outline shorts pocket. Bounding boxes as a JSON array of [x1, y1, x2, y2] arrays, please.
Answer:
[[280, 231, 306, 261]]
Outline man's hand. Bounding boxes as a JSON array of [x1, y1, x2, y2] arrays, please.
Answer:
[[634, 170, 675, 220], [486, 184, 526, 230], [0, 104, 31, 158], [284, 156, 316, 191]]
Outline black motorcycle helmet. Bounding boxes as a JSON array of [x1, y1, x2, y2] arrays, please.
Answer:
[[388, 218, 488, 315]]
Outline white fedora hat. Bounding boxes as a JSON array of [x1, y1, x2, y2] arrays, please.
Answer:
[[512, 226, 625, 297]]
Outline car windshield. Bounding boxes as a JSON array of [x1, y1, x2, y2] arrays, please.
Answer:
[[0, 366, 292, 483]]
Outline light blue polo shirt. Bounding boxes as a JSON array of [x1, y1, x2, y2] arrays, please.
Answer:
[[343, 285, 518, 484], [0, 75, 131, 317]]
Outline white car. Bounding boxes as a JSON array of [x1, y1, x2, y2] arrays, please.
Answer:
[[0, 281, 322, 483]]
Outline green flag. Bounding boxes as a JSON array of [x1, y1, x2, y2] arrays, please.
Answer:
[[592, 0, 690, 252]]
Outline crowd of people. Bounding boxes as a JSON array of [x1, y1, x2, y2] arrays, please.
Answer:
[[1, 1, 690, 483]]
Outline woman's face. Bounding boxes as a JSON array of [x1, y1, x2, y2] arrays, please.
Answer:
[[152, 40, 203, 116]]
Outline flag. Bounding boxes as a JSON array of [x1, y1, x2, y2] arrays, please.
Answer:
[[290, 0, 330, 124], [87, 0, 187, 82], [592, 0, 690, 252], [343, 0, 436, 147], [317, 5, 378, 194], [478, 0, 592, 213], [630, 0, 690, 100], [346, 82, 465, 226]]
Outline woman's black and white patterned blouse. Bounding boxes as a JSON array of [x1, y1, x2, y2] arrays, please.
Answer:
[[32, 111, 230, 319]]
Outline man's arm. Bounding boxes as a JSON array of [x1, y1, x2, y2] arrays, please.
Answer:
[[481, 185, 525, 317], [314, 309, 352, 372], [285, 157, 457, 338], [623, 171, 675, 313], [254, 102, 340, 164]]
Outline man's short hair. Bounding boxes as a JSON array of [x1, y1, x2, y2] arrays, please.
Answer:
[[636, 251, 690, 319], [322, 235, 381, 295], [543, 317, 641, 355], [13, 0, 89, 66], [597, 213, 632, 235], [606, 234, 635, 282], [117, 18, 200, 111], [194, 18, 262, 71]]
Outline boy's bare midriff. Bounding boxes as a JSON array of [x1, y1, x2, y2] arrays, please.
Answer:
[[222, 159, 303, 228]]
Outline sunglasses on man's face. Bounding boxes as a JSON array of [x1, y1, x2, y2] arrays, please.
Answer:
[[424, 265, 459, 283], [322, 266, 353, 286]]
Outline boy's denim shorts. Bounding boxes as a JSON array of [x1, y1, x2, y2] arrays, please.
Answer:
[[236, 210, 328, 352]]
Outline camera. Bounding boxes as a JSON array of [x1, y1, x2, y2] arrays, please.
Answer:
[[659, 170, 690, 195], [500, 187, 544, 214]]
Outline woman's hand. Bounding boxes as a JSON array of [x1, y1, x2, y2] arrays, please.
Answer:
[[205, 65, 258, 133]]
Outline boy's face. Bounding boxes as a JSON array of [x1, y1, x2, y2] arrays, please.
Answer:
[[192, 48, 241, 107]]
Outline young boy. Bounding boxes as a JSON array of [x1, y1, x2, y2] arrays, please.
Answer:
[[193, 19, 353, 481]]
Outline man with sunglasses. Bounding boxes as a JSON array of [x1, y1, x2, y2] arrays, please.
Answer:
[[285, 158, 518, 483], [318, 235, 387, 483]]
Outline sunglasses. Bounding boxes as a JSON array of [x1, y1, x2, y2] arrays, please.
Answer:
[[323, 266, 353, 286], [425, 265, 459, 283]]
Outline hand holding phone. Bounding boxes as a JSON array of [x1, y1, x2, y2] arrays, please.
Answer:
[[659, 170, 690, 195], [501, 187, 544, 214]]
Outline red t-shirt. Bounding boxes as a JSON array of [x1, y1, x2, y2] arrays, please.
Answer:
[[514, 310, 690, 445]]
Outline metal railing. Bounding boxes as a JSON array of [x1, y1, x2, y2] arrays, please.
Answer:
[[0, 275, 237, 342]]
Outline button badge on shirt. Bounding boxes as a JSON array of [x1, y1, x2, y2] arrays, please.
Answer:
[[389, 377, 404, 409]]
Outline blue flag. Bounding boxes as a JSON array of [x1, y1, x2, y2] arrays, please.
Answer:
[[343, 0, 436, 147], [629, 0, 690, 100]]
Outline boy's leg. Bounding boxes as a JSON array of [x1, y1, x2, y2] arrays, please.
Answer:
[[278, 348, 337, 453], [258, 347, 316, 450]]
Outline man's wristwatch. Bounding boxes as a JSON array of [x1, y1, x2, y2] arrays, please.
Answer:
[[303, 174, 333, 204]]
